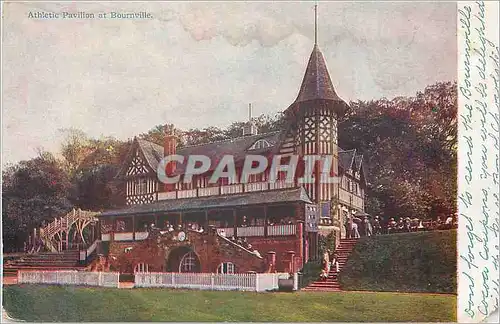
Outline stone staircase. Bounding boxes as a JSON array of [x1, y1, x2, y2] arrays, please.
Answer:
[[3, 250, 85, 277], [302, 238, 358, 292]]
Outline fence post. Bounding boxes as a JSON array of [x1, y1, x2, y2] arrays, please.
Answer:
[[293, 272, 298, 291], [211, 273, 215, 290], [98, 272, 102, 286], [255, 274, 259, 292]]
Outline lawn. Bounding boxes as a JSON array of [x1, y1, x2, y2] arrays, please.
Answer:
[[339, 230, 457, 294], [3, 285, 456, 322]]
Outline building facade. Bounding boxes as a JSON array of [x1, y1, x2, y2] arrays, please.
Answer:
[[98, 40, 367, 275]]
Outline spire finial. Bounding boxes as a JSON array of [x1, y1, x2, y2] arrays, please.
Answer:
[[314, 2, 318, 45]]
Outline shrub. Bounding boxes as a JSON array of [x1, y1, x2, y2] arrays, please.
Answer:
[[339, 230, 457, 293]]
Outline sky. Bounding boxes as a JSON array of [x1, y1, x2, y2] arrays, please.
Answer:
[[2, 1, 457, 165]]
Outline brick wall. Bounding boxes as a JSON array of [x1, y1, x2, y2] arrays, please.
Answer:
[[107, 228, 267, 274], [246, 235, 302, 272]]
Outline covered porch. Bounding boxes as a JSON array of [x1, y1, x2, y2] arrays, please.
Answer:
[[99, 187, 313, 241]]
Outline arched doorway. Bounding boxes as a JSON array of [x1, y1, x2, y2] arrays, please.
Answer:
[[166, 246, 201, 273]]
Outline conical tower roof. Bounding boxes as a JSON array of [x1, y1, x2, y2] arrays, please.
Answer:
[[285, 44, 349, 117], [295, 44, 343, 103]]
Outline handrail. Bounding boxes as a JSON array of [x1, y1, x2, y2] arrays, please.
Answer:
[[38, 209, 100, 252], [79, 240, 100, 261]]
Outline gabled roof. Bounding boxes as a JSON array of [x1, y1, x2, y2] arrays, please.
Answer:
[[353, 154, 363, 172], [115, 138, 163, 178], [338, 149, 356, 170], [137, 139, 164, 171], [117, 132, 283, 178], [100, 187, 312, 217], [120, 134, 368, 182], [339, 151, 367, 187]]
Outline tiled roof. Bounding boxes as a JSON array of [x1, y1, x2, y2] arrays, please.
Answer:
[[285, 45, 349, 117], [353, 154, 363, 172], [100, 187, 312, 217], [137, 139, 164, 171], [295, 45, 343, 103], [338, 149, 356, 170], [174, 132, 282, 174], [128, 134, 365, 178], [124, 132, 282, 176]]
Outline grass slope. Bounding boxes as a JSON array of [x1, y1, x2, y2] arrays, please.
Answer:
[[3, 285, 456, 322], [339, 230, 457, 293]]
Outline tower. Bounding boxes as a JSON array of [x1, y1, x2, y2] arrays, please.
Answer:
[[283, 4, 349, 204]]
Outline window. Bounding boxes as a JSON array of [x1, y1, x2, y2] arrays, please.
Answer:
[[248, 139, 272, 150], [179, 251, 199, 273], [217, 262, 235, 274], [134, 178, 147, 194], [134, 263, 149, 273]]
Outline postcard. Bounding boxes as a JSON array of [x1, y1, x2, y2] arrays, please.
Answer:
[[1, 1, 499, 323]]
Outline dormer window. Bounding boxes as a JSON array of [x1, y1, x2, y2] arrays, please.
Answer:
[[248, 139, 272, 150]]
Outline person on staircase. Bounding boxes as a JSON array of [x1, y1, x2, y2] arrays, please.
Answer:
[[330, 251, 340, 278], [344, 217, 351, 239], [320, 250, 331, 281]]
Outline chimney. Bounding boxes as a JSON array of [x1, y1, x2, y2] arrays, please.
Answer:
[[164, 124, 177, 191], [242, 103, 258, 136]]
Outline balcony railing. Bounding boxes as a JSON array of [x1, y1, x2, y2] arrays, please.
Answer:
[[218, 224, 296, 238], [198, 187, 219, 197], [157, 180, 296, 201], [114, 233, 134, 241], [104, 224, 297, 242], [267, 224, 296, 236], [237, 226, 265, 237], [135, 232, 149, 240], [216, 227, 235, 237], [339, 188, 364, 209]]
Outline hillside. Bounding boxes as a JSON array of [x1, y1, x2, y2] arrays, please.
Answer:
[[339, 230, 457, 294]]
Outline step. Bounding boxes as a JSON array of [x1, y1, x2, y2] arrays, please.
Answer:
[[303, 284, 341, 289], [308, 284, 341, 288], [302, 288, 342, 292], [309, 280, 340, 285]]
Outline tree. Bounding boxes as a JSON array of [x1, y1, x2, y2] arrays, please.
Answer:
[[2, 152, 73, 252], [59, 128, 93, 177], [339, 81, 457, 221]]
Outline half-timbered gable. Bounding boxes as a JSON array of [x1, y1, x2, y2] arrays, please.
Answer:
[[338, 149, 365, 212], [117, 138, 162, 205]]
